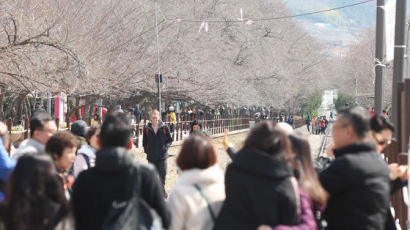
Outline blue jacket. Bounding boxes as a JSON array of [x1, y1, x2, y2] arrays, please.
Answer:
[[0, 138, 16, 200]]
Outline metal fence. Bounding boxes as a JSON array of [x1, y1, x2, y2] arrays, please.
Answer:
[[133, 115, 252, 148], [5, 115, 306, 152]]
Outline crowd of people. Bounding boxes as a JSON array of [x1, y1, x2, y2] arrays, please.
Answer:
[[0, 105, 406, 230], [305, 116, 329, 135]]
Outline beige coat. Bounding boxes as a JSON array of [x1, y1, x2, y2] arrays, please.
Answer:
[[168, 165, 225, 230]]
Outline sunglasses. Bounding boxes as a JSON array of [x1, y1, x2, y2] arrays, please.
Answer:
[[372, 132, 392, 146]]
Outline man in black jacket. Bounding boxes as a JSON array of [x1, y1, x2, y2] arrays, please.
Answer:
[[72, 112, 170, 230], [143, 110, 173, 196], [320, 106, 390, 230]]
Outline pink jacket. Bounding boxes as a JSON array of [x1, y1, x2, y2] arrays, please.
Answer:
[[274, 186, 318, 230]]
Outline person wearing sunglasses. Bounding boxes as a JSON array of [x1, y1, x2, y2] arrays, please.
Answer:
[[369, 114, 407, 230]]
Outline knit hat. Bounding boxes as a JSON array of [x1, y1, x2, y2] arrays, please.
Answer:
[[71, 120, 88, 137], [276, 122, 293, 136]]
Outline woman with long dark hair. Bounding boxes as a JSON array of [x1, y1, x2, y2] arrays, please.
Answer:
[[289, 134, 328, 208], [214, 121, 299, 230], [0, 154, 73, 230], [259, 134, 328, 230]]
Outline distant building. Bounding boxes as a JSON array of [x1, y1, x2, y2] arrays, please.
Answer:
[[319, 89, 338, 116]]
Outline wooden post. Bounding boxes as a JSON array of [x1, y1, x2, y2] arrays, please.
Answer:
[[24, 117, 29, 139], [176, 122, 180, 141], [404, 79, 410, 153], [383, 141, 407, 230], [397, 83, 404, 153], [172, 123, 176, 141], [136, 123, 140, 148], [55, 118, 60, 131], [7, 118, 12, 155]]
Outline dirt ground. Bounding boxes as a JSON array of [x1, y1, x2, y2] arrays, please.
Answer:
[[131, 131, 248, 193]]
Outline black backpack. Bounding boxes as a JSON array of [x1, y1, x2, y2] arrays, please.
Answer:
[[102, 165, 162, 230]]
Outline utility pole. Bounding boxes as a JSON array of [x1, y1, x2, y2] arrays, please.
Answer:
[[154, 0, 162, 115], [407, 22, 410, 79], [355, 75, 358, 105], [374, 0, 385, 114], [392, 0, 407, 138], [47, 92, 51, 117]]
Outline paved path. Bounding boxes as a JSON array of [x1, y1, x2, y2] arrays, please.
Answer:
[[294, 123, 333, 159]]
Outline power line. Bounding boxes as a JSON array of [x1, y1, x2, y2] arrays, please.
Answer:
[[165, 0, 375, 23]]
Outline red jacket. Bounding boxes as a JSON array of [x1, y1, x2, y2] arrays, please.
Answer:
[[320, 119, 326, 128]]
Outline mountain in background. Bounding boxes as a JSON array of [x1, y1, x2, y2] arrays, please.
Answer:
[[283, 0, 378, 47]]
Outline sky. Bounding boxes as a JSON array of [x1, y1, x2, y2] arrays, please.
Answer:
[[282, 0, 378, 46]]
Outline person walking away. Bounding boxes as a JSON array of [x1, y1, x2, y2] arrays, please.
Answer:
[[143, 110, 173, 197], [46, 131, 78, 199], [319, 106, 390, 230], [72, 111, 170, 229], [0, 154, 74, 229], [73, 126, 101, 177], [12, 112, 57, 159], [305, 116, 311, 133], [168, 135, 225, 230], [213, 121, 299, 230]]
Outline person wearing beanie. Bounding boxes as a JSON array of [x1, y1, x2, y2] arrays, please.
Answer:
[[70, 120, 88, 152]]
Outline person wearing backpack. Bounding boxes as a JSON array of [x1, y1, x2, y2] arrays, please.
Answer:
[[143, 110, 173, 196], [72, 111, 170, 230], [168, 134, 225, 230], [73, 126, 101, 177]]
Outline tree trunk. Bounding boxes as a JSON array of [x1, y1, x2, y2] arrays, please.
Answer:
[[25, 97, 32, 118], [75, 96, 82, 120], [0, 88, 4, 121], [83, 96, 91, 122], [4, 94, 15, 120], [23, 97, 29, 120], [14, 93, 27, 123]]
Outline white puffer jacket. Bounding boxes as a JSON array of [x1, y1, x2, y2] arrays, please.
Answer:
[[168, 165, 225, 230]]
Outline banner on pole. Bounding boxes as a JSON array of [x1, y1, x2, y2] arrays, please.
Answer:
[[386, 0, 396, 62]]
